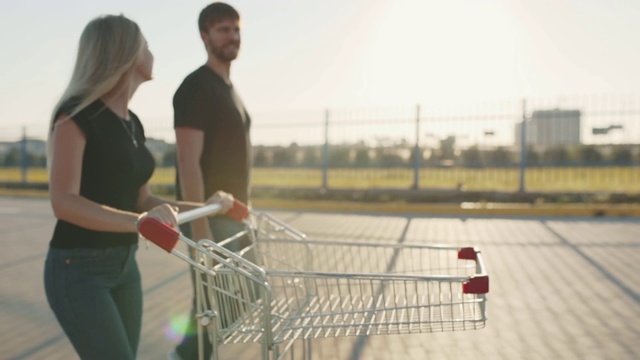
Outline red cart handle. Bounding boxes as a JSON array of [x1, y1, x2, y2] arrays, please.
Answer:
[[458, 247, 489, 294], [138, 199, 249, 253]]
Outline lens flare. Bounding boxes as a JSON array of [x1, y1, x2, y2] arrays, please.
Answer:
[[164, 313, 195, 342]]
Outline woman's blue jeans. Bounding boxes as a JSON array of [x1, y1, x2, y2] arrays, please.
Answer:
[[44, 244, 142, 360]]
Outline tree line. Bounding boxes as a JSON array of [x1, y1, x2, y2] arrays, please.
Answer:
[[3, 142, 638, 168], [249, 142, 639, 168]]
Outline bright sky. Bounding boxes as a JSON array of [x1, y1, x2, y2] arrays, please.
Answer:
[[1, 0, 639, 143]]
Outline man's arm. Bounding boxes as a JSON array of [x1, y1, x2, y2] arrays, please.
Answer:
[[175, 127, 215, 242]]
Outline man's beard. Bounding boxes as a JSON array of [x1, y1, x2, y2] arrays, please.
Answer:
[[209, 39, 239, 62]]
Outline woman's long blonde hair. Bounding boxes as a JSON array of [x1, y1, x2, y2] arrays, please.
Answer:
[[47, 14, 143, 163]]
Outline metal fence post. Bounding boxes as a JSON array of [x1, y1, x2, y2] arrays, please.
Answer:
[[322, 109, 329, 190], [20, 126, 28, 184], [518, 99, 527, 193], [412, 104, 421, 189]]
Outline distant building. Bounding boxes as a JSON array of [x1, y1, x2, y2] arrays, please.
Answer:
[[515, 109, 581, 147], [0, 138, 174, 166], [0, 139, 46, 157], [145, 138, 174, 164]]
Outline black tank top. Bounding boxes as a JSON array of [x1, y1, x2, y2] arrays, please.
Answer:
[[49, 98, 155, 249]]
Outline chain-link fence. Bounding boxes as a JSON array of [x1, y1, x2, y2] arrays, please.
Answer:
[[2, 95, 639, 194]]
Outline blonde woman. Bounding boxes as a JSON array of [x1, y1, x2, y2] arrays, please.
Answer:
[[44, 15, 233, 359]]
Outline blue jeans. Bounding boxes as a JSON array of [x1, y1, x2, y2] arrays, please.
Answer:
[[44, 244, 142, 360], [175, 216, 246, 360]]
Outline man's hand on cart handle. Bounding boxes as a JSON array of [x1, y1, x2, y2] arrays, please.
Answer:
[[205, 191, 235, 215], [205, 190, 249, 223]]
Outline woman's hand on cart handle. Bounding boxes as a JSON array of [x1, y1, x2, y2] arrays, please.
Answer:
[[137, 195, 248, 253], [205, 191, 234, 214], [136, 203, 178, 231]]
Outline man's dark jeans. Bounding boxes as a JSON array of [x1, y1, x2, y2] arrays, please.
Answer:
[[175, 216, 247, 360]]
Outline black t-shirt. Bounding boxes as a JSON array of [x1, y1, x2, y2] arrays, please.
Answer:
[[49, 98, 156, 249], [173, 66, 252, 203]]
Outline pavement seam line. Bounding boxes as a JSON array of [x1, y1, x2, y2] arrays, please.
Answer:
[[542, 221, 640, 303], [349, 218, 412, 360]]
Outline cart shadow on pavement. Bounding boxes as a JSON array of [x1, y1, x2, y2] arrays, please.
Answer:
[[542, 221, 640, 303]]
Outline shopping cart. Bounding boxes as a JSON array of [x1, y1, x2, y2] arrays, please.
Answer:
[[139, 202, 489, 360]]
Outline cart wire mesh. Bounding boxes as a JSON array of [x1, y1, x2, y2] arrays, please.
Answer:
[[188, 210, 488, 358]]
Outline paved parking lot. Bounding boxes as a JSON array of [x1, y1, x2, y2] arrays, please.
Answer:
[[1, 197, 639, 359]]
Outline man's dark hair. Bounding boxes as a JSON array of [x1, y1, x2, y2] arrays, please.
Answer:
[[199, 2, 240, 32]]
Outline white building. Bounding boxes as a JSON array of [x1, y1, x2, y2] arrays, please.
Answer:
[[515, 109, 581, 147]]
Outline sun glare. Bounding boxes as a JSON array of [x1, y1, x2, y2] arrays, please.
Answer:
[[358, 1, 521, 106]]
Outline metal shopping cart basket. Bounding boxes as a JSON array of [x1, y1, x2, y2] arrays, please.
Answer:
[[139, 202, 489, 360]]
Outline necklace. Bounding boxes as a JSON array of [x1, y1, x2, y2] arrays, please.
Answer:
[[118, 117, 138, 148]]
